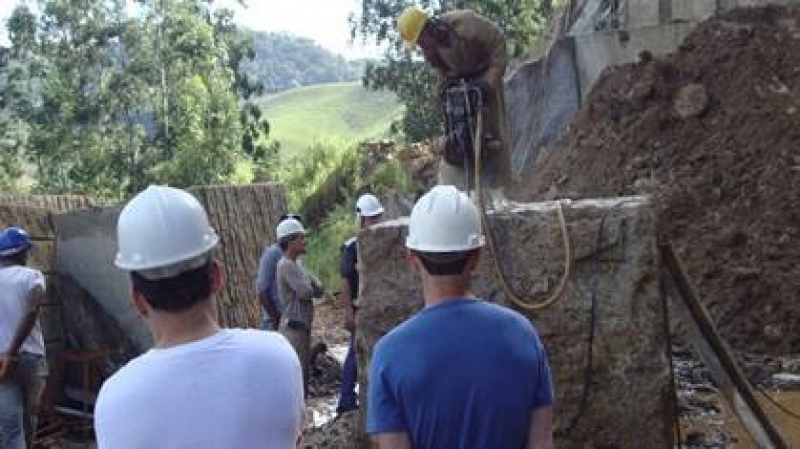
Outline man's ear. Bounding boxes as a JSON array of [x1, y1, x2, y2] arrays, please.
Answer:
[[405, 249, 418, 271], [211, 260, 224, 295], [465, 249, 481, 274], [131, 289, 150, 319]]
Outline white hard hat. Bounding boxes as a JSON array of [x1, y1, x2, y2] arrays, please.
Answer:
[[356, 193, 384, 217], [115, 186, 219, 275], [406, 185, 485, 252], [276, 218, 305, 242]]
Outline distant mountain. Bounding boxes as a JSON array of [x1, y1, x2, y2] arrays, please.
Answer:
[[242, 32, 367, 94]]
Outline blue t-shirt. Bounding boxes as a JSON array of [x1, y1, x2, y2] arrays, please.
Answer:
[[367, 298, 553, 449], [255, 243, 284, 312]]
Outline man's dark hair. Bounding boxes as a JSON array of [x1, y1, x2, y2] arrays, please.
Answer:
[[413, 249, 477, 276], [131, 260, 214, 313], [0, 251, 27, 267]]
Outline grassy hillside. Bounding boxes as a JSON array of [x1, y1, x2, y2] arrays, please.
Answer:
[[259, 82, 402, 155]]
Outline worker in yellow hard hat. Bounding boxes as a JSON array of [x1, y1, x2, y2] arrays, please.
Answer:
[[397, 6, 511, 199]]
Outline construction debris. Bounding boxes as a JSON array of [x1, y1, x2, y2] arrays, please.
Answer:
[[519, 5, 800, 356]]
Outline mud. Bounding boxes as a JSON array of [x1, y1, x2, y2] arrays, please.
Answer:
[[674, 346, 800, 447]]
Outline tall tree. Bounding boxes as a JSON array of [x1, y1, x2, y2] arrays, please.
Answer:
[[351, 0, 554, 141], [3, 0, 259, 198]]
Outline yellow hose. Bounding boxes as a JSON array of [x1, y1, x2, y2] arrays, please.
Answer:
[[466, 85, 572, 311]]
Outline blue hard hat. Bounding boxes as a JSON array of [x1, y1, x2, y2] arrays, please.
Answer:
[[0, 227, 35, 257]]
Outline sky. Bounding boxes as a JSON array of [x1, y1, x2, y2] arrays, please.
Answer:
[[0, 0, 382, 59]]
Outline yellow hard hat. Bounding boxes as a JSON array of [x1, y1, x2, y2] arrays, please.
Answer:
[[397, 6, 429, 48]]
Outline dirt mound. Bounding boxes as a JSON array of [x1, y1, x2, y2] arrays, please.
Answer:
[[517, 6, 800, 355]]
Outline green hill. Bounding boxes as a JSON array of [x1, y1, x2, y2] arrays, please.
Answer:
[[259, 82, 402, 155]]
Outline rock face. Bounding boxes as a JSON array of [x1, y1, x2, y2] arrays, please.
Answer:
[[355, 196, 672, 448]]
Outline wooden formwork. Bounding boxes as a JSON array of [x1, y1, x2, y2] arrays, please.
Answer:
[[189, 183, 289, 328]]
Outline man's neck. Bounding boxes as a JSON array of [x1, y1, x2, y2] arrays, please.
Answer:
[[422, 277, 473, 308], [148, 301, 220, 349]]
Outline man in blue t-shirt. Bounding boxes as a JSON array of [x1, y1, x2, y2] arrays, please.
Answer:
[[367, 185, 554, 449]]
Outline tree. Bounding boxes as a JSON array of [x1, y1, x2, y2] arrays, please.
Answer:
[[351, 0, 555, 141], [2, 0, 260, 199]]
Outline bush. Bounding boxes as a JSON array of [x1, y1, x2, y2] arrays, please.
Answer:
[[303, 204, 355, 293]]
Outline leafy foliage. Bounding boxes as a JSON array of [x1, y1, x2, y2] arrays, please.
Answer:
[[0, 0, 266, 199], [351, 0, 556, 141], [294, 141, 416, 290]]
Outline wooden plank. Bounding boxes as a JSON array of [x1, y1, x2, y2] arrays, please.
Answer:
[[0, 204, 54, 239], [0, 194, 94, 212], [661, 244, 789, 449], [188, 184, 288, 328]]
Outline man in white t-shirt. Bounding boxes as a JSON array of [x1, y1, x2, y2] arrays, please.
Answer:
[[0, 227, 47, 449], [94, 186, 305, 449]]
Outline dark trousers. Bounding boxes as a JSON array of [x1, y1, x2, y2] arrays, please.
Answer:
[[337, 333, 358, 412]]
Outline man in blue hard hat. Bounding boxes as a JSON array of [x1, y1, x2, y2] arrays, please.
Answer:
[[0, 226, 47, 449]]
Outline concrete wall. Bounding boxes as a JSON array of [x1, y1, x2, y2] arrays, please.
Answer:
[[569, 0, 800, 32], [355, 196, 672, 448], [573, 22, 696, 98], [53, 205, 150, 354]]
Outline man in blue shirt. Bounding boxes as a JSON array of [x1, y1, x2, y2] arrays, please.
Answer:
[[255, 213, 303, 330], [367, 185, 554, 449]]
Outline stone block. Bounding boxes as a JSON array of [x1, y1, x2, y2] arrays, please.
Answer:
[[505, 38, 581, 180], [356, 196, 672, 448]]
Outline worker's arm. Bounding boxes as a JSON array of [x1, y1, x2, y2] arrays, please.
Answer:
[[256, 247, 282, 322], [259, 291, 281, 322], [282, 261, 315, 301], [339, 241, 357, 331], [373, 432, 412, 449], [340, 277, 355, 332], [527, 406, 554, 449], [479, 30, 507, 91], [0, 284, 45, 380]]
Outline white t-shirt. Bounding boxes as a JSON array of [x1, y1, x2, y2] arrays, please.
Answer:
[[0, 265, 46, 355], [94, 329, 305, 449]]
